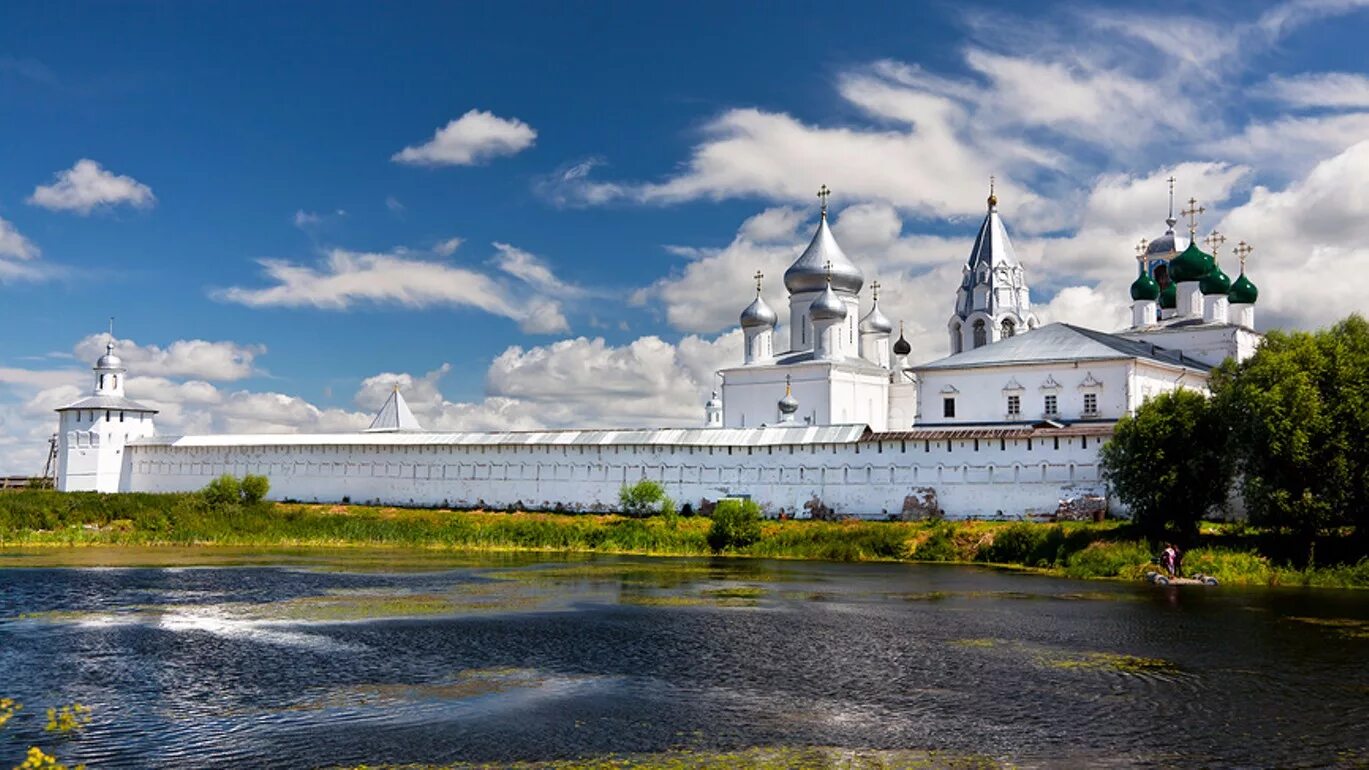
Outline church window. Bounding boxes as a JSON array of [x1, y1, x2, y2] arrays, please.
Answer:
[[973, 320, 987, 349], [1007, 395, 1020, 417], [1000, 438, 1006, 451], [1084, 393, 1098, 415], [924, 440, 930, 452], [112, 375, 118, 388], [1027, 438, 1033, 450], [119, 412, 125, 422], [943, 398, 956, 418], [951, 324, 963, 354], [105, 411, 111, 421], [1044, 395, 1058, 416], [973, 439, 979, 451], [99, 375, 105, 389], [1053, 437, 1060, 450], [1082, 436, 1089, 449], [1002, 319, 1016, 338]]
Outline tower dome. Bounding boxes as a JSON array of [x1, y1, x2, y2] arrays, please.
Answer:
[[809, 282, 847, 322], [777, 377, 799, 417], [1228, 272, 1259, 304], [784, 189, 864, 294], [893, 328, 911, 356], [96, 342, 124, 371], [739, 294, 777, 328], [1200, 264, 1231, 295], [858, 298, 893, 335], [1159, 281, 1177, 310], [1130, 263, 1161, 301], [1169, 241, 1214, 283]]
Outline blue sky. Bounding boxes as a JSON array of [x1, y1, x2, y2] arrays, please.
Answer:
[[1, 0, 1368, 472]]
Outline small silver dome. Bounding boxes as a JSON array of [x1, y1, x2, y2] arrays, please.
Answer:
[[778, 385, 799, 415], [95, 343, 124, 370], [809, 283, 847, 322], [784, 215, 864, 295], [859, 301, 893, 335], [739, 294, 778, 329]]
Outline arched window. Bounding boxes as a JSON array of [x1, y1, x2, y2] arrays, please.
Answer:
[[1001, 319, 1016, 338], [973, 319, 987, 348], [112, 375, 118, 388], [99, 374, 105, 389], [951, 323, 963, 354]]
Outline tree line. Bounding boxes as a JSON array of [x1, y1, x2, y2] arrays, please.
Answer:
[[1101, 314, 1369, 563]]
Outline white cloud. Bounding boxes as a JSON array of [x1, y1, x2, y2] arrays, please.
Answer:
[[293, 210, 321, 227], [433, 237, 463, 256], [385, 195, 405, 213], [27, 159, 155, 215], [392, 109, 537, 166], [1204, 113, 1369, 173], [0, 216, 46, 282], [217, 247, 571, 335], [1262, 72, 1369, 109], [73, 334, 264, 381]]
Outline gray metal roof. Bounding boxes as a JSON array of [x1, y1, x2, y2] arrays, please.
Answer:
[[784, 214, 864, 295], [872, 422, 1116, 441], [56, 395, 158, 413], [914, 322, 1210, 372], [366, 388, 424, 432], [129, 424, 871, 449]]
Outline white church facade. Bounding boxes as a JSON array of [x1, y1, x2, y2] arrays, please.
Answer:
[[55, 183, 1263, 519]]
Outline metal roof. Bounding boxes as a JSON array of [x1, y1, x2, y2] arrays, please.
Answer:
[[914, 322, 1210, 373], [872, 422, 1116, 441], [56, 395, 158, 413], [366, 388, 424, 432], [129, 424, 871, 449]]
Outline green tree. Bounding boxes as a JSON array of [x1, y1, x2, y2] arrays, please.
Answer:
[[707, 498, 762, 553], [1100, 388, 1232, 545], [618, 479, 674, 517], [240, 475, 271, 505], [201, 475, 242, 509], [1211, 315, 1369, 560]]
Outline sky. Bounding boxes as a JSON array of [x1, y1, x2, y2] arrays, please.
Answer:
[[1, 0, 1368, 473]]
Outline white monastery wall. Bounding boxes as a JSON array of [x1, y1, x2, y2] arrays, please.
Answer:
[[126, 430, 1110, 520], [916, 361, 1134, 424]]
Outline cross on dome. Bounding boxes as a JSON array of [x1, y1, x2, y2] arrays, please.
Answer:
[[1135, 239, 1149, 260], [871, 280, 881, 301], [1204, 231, 1227, 257], [753, 270, 764, 294], [988, 175, 997, 209], [1234, 241, 1253, 270], [1181, 197, 1205, 238], [817, 184, 831, 216], [823, 259, 833, 283]]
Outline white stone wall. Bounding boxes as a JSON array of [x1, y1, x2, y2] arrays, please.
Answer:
[[126, 431, 1110, 520], [915, 361, 1136, 425], [722, 362, 890, 431], [1120, 324, 1261, 367], [57, 408, 157, 492]]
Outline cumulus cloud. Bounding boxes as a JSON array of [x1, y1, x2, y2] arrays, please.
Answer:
[[0, 216, 46, 282], [392, 109, 537, 166], [433, 237, 463, 256], [1261, 72, 1369, 109], [27, 159, 155, 215], [217, 246, 571, 335], [72, 334, 264, 381]]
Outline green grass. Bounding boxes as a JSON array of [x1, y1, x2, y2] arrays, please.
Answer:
[[1, 490, 1365, 588]]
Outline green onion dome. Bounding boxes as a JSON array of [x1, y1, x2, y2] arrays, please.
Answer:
[[1169, 241, 1214, 283], [1159, 281, 1177, 310], [1200, 264, 1231, 295], [1130, 264, 1161, 301], [1228, 272, 1259, 304]]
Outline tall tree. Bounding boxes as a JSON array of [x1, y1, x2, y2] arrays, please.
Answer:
[[1211, 315, 1369, 559], [1100, 388, 1232, 545]]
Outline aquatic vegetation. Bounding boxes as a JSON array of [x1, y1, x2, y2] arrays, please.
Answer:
[[700, 586, 766, 599], [43, 704, 91, 734], [13, 746, 83, 770], [951, 638, 998, 648], [1286, 616, 1369, 640], [0, 699, 20, 731], [343, 745, 1007, 769], [1043, 652, 1179, 674]]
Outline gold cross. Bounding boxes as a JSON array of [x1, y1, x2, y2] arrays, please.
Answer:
[[1204, 231, 1227, 257], [1135, 239, 1149, 260], [817, 184, 831, 215], [1233, 241, 1253, 272], [1180, 197, 1205, 237], [823, 259, 833, 284], [753, 270, 764, 294], [870, 280, 881, 301], [988, 175, 998, 208]]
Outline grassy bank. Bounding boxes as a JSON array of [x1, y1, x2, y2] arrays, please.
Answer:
[[0, 490, 1365, 588]]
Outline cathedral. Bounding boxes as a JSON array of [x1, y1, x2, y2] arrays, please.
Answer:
[[54, 181, 1262, 519]]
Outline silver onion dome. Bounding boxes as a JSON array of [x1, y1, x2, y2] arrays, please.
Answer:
[[95, 342, 124, 370], [1146, 217, 1183, 259], [778, 380, 799, 416], [784, 214, 864, 295], [859, 301, 893, 335], [739, 294, 778, 329], [809, 283, 847, 322]]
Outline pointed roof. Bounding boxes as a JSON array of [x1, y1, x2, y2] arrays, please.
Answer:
[[914, 323, 1210, 372], [963, 199, 1021, 279], [366, 387, 424, 433]]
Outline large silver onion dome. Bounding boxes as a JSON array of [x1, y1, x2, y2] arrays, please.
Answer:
[[809, 283, 847, 322], [739, 294, 778, 329], [859, 301, 893, 335], [784, 214, 864, 294]]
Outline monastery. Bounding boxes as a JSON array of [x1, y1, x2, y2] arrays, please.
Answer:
[[54, 182, 1262, 519]]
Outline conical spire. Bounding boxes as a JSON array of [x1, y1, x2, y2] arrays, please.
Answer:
[[784, 185, 864, 294], [366, 385, 424, 432]]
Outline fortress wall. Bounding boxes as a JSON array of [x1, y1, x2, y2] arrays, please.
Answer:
[[126, 434, 1107, 519]]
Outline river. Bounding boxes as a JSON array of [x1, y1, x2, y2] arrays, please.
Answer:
[[0, 548, 1365, 768]]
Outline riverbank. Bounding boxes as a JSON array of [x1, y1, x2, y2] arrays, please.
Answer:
[[1, 490, 1365, 588]]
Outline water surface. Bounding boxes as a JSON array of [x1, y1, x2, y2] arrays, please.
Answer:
[[1, 548, 1365, 768]]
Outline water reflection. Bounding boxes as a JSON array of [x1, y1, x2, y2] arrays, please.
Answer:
[[0, 551, 1365, 768]]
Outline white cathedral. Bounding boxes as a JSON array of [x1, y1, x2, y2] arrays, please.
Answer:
[[55, 182, 1262, 519]]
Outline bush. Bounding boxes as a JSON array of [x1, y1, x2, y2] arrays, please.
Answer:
[[1062, 541, 1152, 579], [912, 523, 959, 562], [707, 498, 762, 553], [977, 522, 1049, 565], [240, 475, 270, 504], [202, 475, 242, 509], [618, 479, 674, 517]]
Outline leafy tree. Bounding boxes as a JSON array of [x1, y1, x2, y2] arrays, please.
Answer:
[[1211, 315, 1369, 560], [618, 479, 674, 517], [240, 475, 271, 505], [1100, 388, 1232, 545], [201, 475, 242, 509], [707, 498, 762, 553]]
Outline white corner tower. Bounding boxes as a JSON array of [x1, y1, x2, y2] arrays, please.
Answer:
[[55, 335, 158, 492], [949, 179, 1037, 354]]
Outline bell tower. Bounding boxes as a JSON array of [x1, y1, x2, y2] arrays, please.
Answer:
[[55, 327, 158, 492]]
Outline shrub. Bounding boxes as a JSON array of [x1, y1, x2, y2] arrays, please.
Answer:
[[201, 475, 242, 509], [618, 479, 674, 517], [977, 522, 1049, 565], [912, 523, 959, 562], [707, 498, 762, 553], [1062, 541, 1152, 579], [240, 475, 270, 505]]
